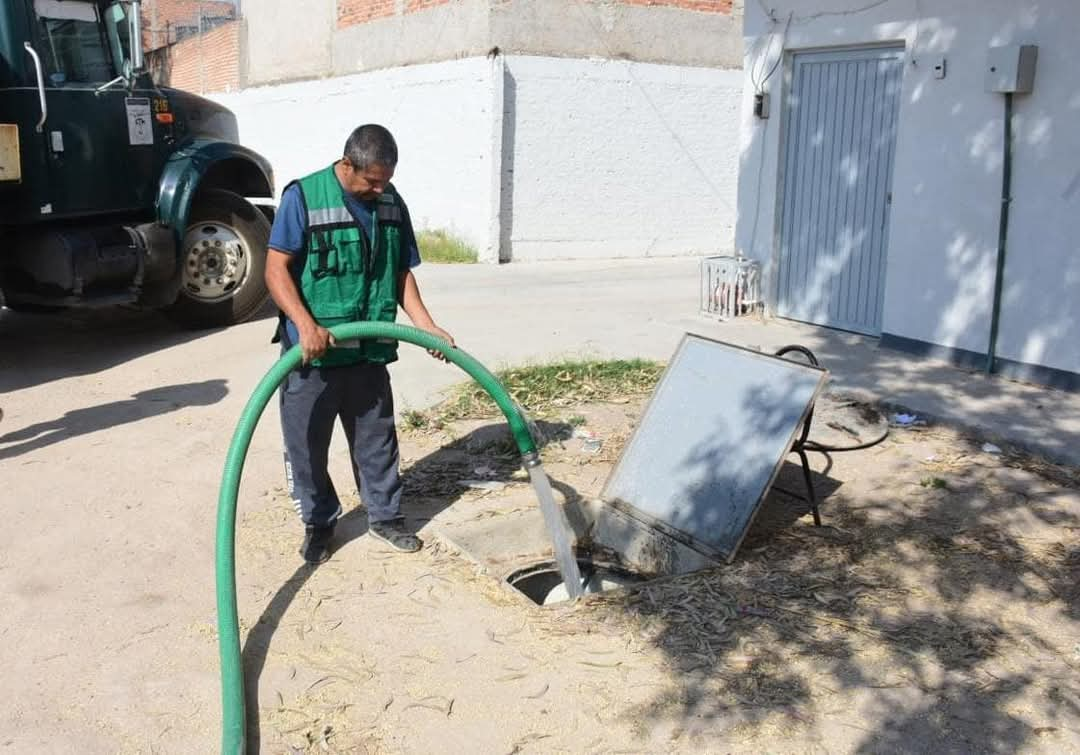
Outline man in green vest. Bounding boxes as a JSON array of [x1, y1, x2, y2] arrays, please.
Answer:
[[265, 124, 453, 564]]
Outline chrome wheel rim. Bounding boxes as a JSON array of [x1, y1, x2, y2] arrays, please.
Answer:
[[180, 221, 248, 303]]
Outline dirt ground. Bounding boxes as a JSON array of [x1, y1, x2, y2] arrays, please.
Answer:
[[3, 307, 1079, 754], [228, 392, 1080, 754]]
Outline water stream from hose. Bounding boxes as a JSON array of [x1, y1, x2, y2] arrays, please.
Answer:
[[526, 462, 584, 600]]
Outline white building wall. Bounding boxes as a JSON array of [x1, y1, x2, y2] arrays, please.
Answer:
[[505, 56, 742, 261], [211, 57, 503, 261], [737, 0, 1080, 379], [213, 55, 744, 264]]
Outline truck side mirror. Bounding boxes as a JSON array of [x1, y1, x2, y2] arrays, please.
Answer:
[[104, 1, 144, 87], [129, 1, 144, 72]]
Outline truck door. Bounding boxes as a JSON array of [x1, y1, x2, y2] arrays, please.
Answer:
[[26, 0, 165, 219], [1, 1, 51, 223]]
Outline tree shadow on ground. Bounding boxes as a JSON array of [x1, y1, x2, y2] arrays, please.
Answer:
[[598, 420, 1080, 752], [239, 418, 572, 752]]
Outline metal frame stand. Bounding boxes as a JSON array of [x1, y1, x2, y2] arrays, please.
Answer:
[[775, 345, 822, 527]]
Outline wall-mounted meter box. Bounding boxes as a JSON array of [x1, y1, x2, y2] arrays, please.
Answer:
[[986, 45, 1038, 93]]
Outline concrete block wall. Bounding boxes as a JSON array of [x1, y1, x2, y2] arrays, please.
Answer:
[[244, 0, 742, 85], [488, 0, 739, 70], [244, 0, 337, 84], [212, 54, 742, 263], [504, 56, 741, 261], [202, 0, 743, 264], [212, 57, 503, 260]]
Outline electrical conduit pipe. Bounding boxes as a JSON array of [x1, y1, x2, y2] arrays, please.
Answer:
[[215, 322, 538, 754]]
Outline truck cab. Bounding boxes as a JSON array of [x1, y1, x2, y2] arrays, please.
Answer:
[[0, 0, 273, 327]]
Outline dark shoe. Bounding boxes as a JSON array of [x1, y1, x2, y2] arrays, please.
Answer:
[[369, 520, 422, 553], [300, 526, 334, 564]]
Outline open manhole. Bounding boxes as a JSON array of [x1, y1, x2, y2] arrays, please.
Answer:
[[444, 335, 829, 607], [507, 559, 646, 606]]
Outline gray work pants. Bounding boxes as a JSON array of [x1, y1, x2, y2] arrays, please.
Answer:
[[279, 361, 403, 529]]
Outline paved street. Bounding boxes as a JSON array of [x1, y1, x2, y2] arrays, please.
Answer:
[[2, 256, 1078, 751]]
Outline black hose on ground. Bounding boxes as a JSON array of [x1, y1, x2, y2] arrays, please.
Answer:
[[773, 344, 891, 454], [803, 427, 890, 454]]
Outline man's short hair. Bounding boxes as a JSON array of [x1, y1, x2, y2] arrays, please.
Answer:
[[344, 124, 398, 170]]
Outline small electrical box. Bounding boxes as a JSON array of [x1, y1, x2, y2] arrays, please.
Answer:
[[753, 91, 770, 119], [986, 45, 1038, 93]]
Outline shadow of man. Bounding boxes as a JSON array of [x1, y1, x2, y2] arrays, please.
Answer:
[[0, 379, 229, 461]]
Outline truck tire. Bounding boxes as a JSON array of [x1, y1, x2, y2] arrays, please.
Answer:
[[167, 189, 271, 328]]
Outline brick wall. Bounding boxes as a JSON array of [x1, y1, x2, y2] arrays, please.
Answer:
[[337, 0, 398, 28], [337, 0, 452, 28], [338, 0, 728, 30], [405, 0, 453, 11], [143, 0, 237, 51], [147, 20, 240, 94], [616, 0, 732, 11]]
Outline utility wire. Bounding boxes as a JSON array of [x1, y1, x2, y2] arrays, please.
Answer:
[[750, 10, 792, 93]]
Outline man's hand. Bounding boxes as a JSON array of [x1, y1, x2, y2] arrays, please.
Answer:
[[298, 322, 336, 364], [422, 324, 455, 362], [266, 250, 335, 365]]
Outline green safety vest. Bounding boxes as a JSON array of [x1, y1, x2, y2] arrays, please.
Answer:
[[292, 164, 404, 367]]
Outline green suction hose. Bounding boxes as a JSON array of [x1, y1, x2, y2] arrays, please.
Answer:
[[216, 322, 538, 754]]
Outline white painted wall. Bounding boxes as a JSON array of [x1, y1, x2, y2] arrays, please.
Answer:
[[211, 57, 503, 262], [738, 0, 1080, 377], [213, 54, 744, 264], [505, 56, 742, 261]]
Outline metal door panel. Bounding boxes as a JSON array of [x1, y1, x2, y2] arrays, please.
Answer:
[[777, 47, 904, 335]]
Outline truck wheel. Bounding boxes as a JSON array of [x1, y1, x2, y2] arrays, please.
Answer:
[[167, 189, 271, 328]]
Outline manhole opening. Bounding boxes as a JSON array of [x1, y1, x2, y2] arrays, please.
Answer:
[[507, 559, 647, 606]]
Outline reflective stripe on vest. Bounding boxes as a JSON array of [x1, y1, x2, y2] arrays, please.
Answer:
[[308, 206, 354, 227]]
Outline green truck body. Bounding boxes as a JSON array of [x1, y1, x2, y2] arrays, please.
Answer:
[[1, 0, 274, 326]]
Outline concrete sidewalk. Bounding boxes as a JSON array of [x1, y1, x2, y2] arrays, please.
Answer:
[[394, 257, 1080, 466]]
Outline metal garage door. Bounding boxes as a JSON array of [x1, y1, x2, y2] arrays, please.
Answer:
[[777, 47, 904, 335]]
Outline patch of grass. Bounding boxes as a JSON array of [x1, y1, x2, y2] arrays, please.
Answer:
[[422, 359, 664, 426], [568, 415, 588, 427], [401, 408, 444, 432], [401, 409, 429, 430], [417, 229, 478, 264], [920, 476, 949, 489]]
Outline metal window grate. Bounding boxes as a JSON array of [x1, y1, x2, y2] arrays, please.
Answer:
[[700, 255, 761, 319]]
